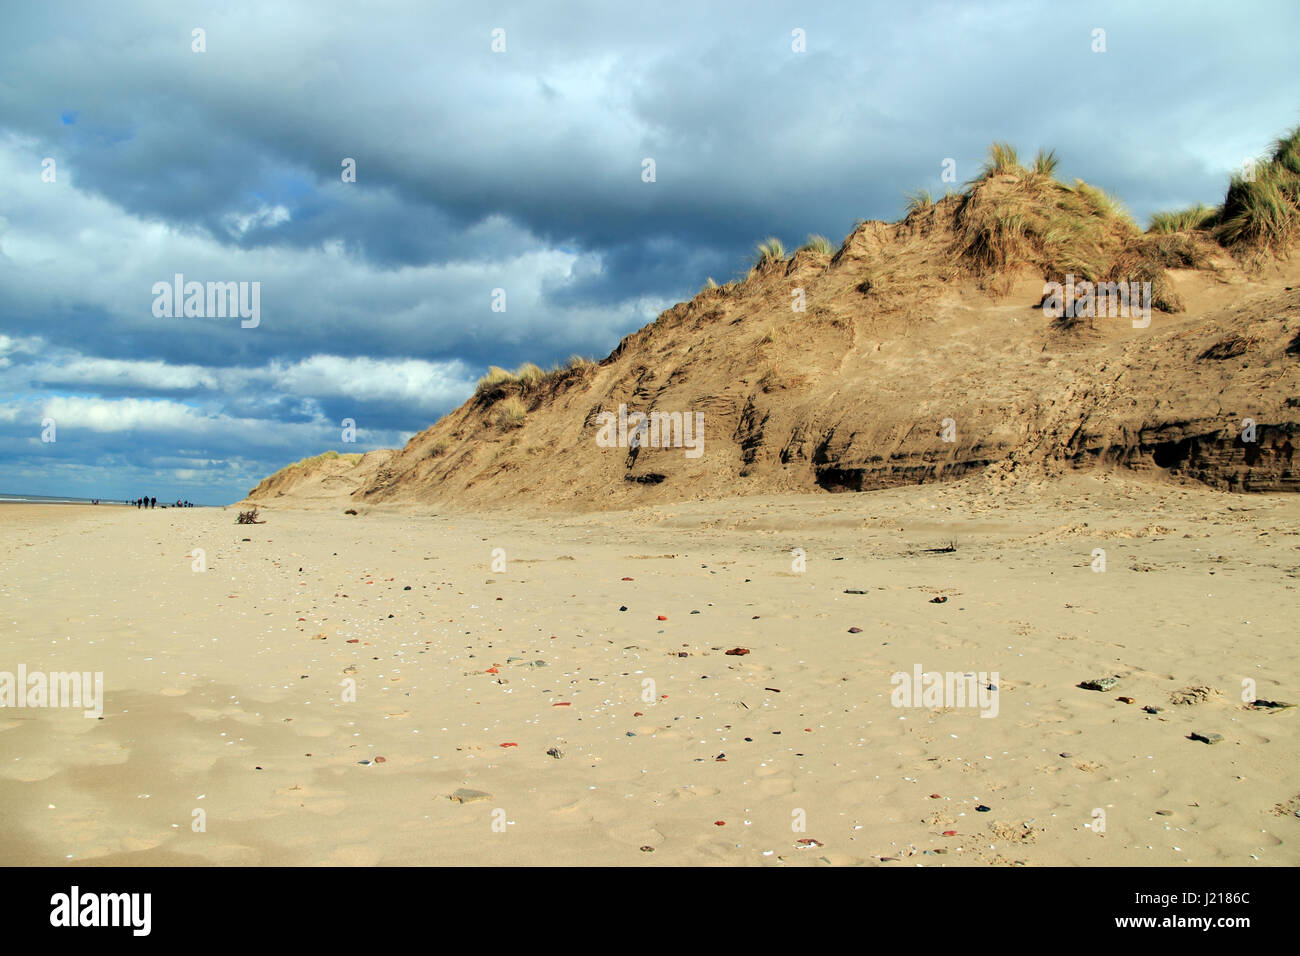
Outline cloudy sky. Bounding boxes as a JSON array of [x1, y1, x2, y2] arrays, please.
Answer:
[[2, 1, 1297, 504]]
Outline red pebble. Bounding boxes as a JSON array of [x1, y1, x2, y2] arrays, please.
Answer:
[[943, 830, 958, 836], [930, 794, 941, 799], [657, 615, 667, 621], [622, 577, 634, 581], [500, 742, 518, 748], [552, 702, 571, 707], [714, 820, 725, 826]]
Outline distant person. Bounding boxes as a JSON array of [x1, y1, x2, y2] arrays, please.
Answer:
[[135, 497, 141, 509], [150, 496, 156, 509]]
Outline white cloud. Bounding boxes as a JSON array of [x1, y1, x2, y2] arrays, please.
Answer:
[[223, 204, 291, 237]]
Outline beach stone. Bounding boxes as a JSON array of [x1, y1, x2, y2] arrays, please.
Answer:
[[1189, 731, 1224, 745], [1250, 699, 1295, 709], [1079, 677, 1120, 692], [450, 788, 493, 804], [1143, 705, 1163, 714], [847, 627, 863, 634], [930, 596, 948, 604], [844, 589, 867, 595], [1170, 685, 1221, 705]]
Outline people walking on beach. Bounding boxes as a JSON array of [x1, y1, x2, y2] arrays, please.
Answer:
[[150, 496, 156, 509]]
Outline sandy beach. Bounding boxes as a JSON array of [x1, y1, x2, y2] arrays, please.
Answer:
[[2, 472, 1296, 866]]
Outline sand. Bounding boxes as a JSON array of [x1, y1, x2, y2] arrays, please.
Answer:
[[1, 473, 1297, 866]]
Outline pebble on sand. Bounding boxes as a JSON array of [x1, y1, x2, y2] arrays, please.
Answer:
[[450, 789, 492, 804], [1189, 731, 1224, 745], [847, 627, 863, 634], [724, 647, 750, 656], [1079, 677, 1120, 692]]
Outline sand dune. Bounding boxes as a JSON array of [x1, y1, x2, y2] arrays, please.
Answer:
[[248, 216, 1300, 513]]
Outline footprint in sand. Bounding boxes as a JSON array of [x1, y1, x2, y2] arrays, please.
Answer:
[[795, 850, 864, 866], [667, 785, 720, 801], [757, 776, 795, 796], [0, 758, 61, 783], [608, 823, 665, 848], [321, 844, 384, 866], [272, 783, 348, 815]]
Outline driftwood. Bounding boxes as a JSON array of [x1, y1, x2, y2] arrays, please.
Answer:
[[236, 507, 265, 524]]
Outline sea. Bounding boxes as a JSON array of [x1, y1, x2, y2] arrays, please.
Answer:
[[0, 494, 195, 506]]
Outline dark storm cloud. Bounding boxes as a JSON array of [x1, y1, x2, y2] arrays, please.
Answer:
[[1, 0, 1298, 501]]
